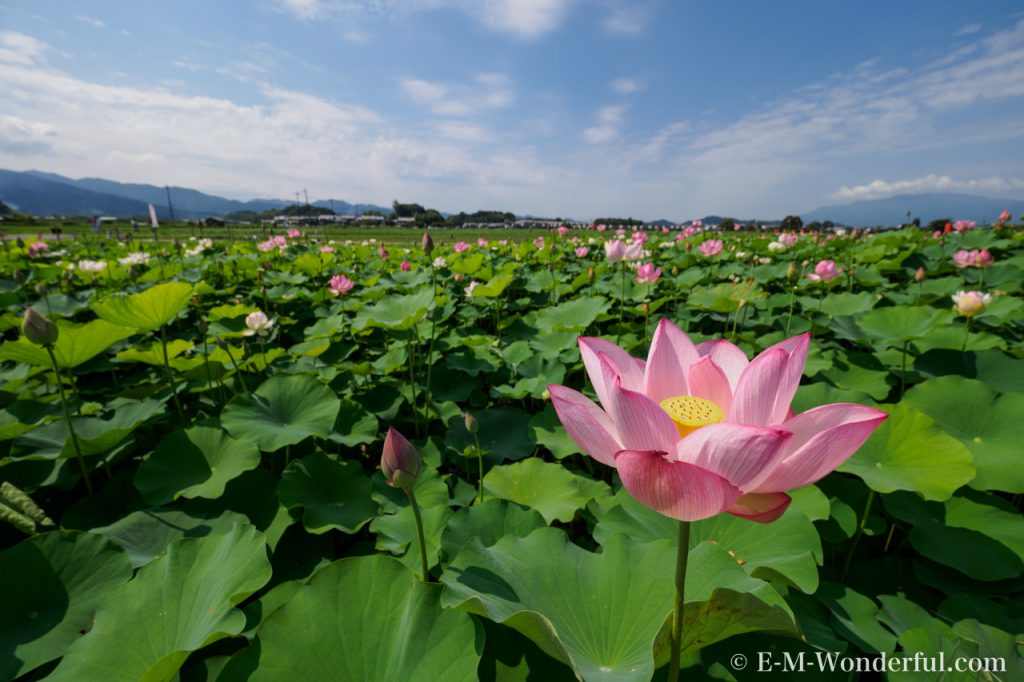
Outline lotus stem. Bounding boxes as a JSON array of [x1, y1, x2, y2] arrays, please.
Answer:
[[407, 486, 430, 582], [159, 326, 186, 425], [474, 431, 484, 504], [45, 346, 93, 496], [841, 489, 875, 582], [668, 520, 691, 682]]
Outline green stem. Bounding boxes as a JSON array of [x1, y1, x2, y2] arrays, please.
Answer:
[[407, 487, 430, 582], [474, 432, 484, 504], [785, 287, 796, 336], [407, 331, 421, 439], [160, 326, 186, 425], [900, 340, 909, 396], [226, 343, 250, 394], [45, 346, 93, 496], [424, 265, 438, 419], [668, 520, 691, 682], [617, 261, 626, 344], [962, 318, 971, 353], [841, 490, 875, 581]]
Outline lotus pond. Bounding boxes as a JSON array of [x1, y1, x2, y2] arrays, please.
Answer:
[[1, 224, 1022, 681]]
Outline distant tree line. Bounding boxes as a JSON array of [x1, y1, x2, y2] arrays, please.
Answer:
[[592, 217, 643, 227]]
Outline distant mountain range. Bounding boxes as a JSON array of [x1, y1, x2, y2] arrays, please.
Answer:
[[800, 192, 1023, 226], [0, 169, 391, 219], [0, 168, 1020, 226]]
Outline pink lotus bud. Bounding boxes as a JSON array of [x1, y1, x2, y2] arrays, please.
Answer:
[[914, 267, 926, 283], [22, 308, 58, 346], [400, 260, 411, 271], [464, 412, 478, 434], [604, 240, 626, 262], [998, 209, 1012, 223], [975, 249, 994, 268], [422, 232, 434, 254], [381, 428, 421, 489]]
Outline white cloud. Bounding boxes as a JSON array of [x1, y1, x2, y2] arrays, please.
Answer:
[[0, 31, 47, 66], [400, 73, 514, 116], [0, 114, 57, 153], [834, 174, 1024, 201], [602, 0, 651, 35], [582, 105, 626, 143], [75, 15, 106, 29], [276, 0, 571, 39], [956, 23, 983, 36], [609, 77, 642, 95]]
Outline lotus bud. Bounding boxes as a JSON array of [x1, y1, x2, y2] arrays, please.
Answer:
[[454, 272, 464, 282], [22, 308, 58, 346], [464, 412, 478, 434], [952, 291, 991, 317], [381, 427, 421, 490], [671, 266, 679, 276], [914, 267, 926, 283], [422, 232, 434, 255], [786, 262, 798, 280], [587, 267, 595, 282]]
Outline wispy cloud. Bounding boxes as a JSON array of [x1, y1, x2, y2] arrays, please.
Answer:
[[956, 23, 983, 36], [582, 105, 626, 143], [75, 15, 106, 29], [276, 0, 571, 39], [609, 77, 643, 95], [0, 31, 47, 66], [400, 72, 514, 116], [834, 174, 1024, 201], [602, 0, 652, 35]]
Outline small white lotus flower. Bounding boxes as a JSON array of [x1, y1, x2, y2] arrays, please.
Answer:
[[244, 310, 274, 336]]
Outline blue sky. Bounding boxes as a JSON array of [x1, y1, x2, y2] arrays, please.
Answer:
[[1, 0, 1023, 219]]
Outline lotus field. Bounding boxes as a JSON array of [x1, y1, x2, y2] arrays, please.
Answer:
[[2, 221, 1024, 681]]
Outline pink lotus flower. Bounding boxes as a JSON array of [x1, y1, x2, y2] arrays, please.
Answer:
[[400, 260, 411, 271], [699, 240, 723, 257], [998, 209, 1012, 223], [378, 247, 389, 260], [953, 249, 994, 269], [557, 226, 569, 237], [596, 224, 607, 232], [328, 274, 355, 295], [27, 241, 49, 258], [631, 231, 648, 244], [575, 246, 590, 258], [477, 238, 489, 247], [683, 226, 697, 238], [319, 245, 335, 254], [778, 233, 799, 246], [806, 259, 841, 282], [623, 241, 644, 261], [615, 228, 627, 236], [952, 290, 991, 317], [662, 227, 670, 234], [954, 220, 976, 233], [454, 241, 470, 253], [273, 235, 287, 247], [549, 321, 886, 522], [635, 262, 662, 283], [604, 240, 627, 262], [287, 228, 301, 239], [533, 237, 546, 249]]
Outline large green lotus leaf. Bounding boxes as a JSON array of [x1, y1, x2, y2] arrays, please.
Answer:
[[791, 382, 872, 414], [857, 305, 947, 343], [815, 583, 897, 654], [592, 490, 822, 594], [944, 493, 1024, 564], [903, 376, 1024, 492], [90, 507, 253, 568], [882, 492, 1022, 581], [0, 319, 136, 369], [46, 524, 271, 682], [133, 425, 261, 504], [469, 273, 513, 298], [894, 618, 1024, 682], [441, 529, 794, 681], [325, 397, 379, 447], [440, 498, 547, 563], [445, 407, 536, 462], [822, 351, 892, 400], [914, 349, 1024, 394], [221, 374, 341, 451], [277, 451, 377, 534], [818, 292, 878, 317], [529, 404, 583, 459], [12, 398, 163, 460], [249, 555, 480, 681], [0, 531, 132, 680], [115, 338, 194, 365], [90, 281, 194, 330], [533, 296, 610, 332], [483, 458, 611, 524], [353, 288, 433, 331], [838, 404, 974, 501]]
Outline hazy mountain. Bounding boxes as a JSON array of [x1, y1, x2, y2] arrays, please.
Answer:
[[2, 169, 390, 218], [802, 193, 1023, 226]]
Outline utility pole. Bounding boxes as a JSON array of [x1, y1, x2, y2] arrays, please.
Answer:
[[295, 191, 300, 205], [165, 186, 175, 222], [303, 189, 309, 208]]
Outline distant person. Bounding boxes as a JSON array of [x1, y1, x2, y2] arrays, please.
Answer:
[[131, 219, 138, 233]]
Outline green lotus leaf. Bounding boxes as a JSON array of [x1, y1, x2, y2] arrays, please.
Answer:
[[0, 319, 136, 369], [115, 338, 194, 365], [250, 554, 481, 681], [91, 281, 194, 330], [0, 531, 132, 680], [483, 458, 611, 524], [277, 451, 377, 534], [221, 374, 341, 451], [46, 524, 271, 682], [857, 305, 947, 343]]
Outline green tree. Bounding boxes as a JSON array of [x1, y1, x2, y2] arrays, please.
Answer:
[[780, 215, 804, 231]]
